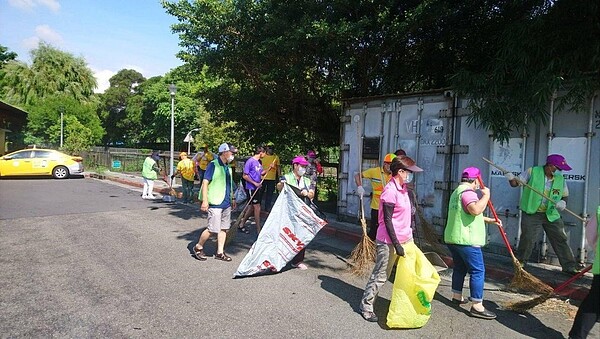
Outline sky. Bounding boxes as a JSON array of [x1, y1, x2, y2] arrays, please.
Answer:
[[0, 0, 183, 93]]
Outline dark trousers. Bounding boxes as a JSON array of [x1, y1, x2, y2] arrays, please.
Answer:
[[569, 274, 599, 339], [367, 208, 379, 241], [291, 249, 306, 265], [181, 178, 194, 203], [263, 179, 276, 212]]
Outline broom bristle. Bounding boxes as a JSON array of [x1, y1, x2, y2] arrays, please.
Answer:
[[347, 218, 376, 277], [504, 294, 552, 313], [225, 224, 237, 245], [416, 207, 448, 255], [508, 258, 554, 294], [348, 236, 376, 276]]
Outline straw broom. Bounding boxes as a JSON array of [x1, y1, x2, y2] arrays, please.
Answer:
[[162, 172, 177, 197], [477, 175, 554, 294], [348, 195, 376, 276], [506, 264, 592, 312]]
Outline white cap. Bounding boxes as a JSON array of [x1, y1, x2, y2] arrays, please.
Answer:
[[218, 143, 238, 153]]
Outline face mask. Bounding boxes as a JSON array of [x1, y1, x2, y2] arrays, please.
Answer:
[[297, 167, 307, 176], [404, 172, 414, 183], [227, 155, 235, 163]]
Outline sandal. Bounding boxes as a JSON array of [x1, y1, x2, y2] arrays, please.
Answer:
[[193, 244, 207, 261], [238, 225, 250, 234], [214, 253, 232, 262]]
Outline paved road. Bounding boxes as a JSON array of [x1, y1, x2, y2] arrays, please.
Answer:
[[0, 177, 595, 338]]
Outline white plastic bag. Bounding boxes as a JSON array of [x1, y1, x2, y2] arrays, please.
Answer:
[[234, 181, 247, 204], [234, 183, 327, 277]]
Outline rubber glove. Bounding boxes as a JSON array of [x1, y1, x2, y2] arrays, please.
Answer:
[[555, 200, 566, 211], [356, 185, 365, 197]]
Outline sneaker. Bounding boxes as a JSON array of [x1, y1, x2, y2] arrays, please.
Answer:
[[146, 195, 156, 200], [292, 262, 308, 270], [141, 195, 148, 199], [469, 307, 497, 320], [361, 311, 379, 322]]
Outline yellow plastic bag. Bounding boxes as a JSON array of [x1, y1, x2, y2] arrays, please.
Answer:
[[387, 242, 441, 328]]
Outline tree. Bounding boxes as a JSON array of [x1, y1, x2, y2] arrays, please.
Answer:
[[0, 42, 97, 106], [25, 94, 104, 152], [0, 44, 17, 66], [450, 0, 600, 142], [98, 69, 146, 145], [163, 0, 600, 145]]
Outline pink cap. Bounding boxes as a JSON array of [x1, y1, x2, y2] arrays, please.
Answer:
[[292, 156, 309, 166], [546, 154, 572, 171], [307, 150, 317, 158], [461, 167, 481, 179]]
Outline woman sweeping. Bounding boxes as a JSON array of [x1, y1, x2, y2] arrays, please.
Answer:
[[359, 155, 423, 322], [444, 167, 502, 320]]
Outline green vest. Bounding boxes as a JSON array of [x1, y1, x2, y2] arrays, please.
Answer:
[[594, 206, 600, 275], [142, 157, 157, 180], [444, 184, 486, 246], [205, 158, 234, 205], [520, 166, 564, 222], [284, 172, 311, 190]]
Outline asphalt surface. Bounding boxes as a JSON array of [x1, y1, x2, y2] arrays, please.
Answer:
[[1, 177, 598, 338]]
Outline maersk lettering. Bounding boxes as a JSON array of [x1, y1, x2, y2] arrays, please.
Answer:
[[563, 174, 585, 181]]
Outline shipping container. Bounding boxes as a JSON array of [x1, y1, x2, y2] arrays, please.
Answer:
[[338, 89, 599, 266]]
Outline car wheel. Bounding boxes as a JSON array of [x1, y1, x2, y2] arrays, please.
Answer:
[[52, 166, 69, 179]]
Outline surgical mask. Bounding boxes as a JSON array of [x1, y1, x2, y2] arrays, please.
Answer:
[[405, 172, 414, 183], [227, 155, 235, 163], [297, 167, 307, 176]]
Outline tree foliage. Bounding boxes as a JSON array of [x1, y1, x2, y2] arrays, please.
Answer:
[[25, 94, 104, 153], [98, 69, 146, 145], [163, 0, 600, 144], [0, 44, 17, 66], [0, 42, 97, 107]]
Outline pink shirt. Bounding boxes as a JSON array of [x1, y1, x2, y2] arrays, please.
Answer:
[[461, 188, 479, 212], [376, 179, 413, 244]]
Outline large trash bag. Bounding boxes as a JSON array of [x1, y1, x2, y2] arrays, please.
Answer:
[[387, 242, 441, 329], [234, 183, 327, 277]]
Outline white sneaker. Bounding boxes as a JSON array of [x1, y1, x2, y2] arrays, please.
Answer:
[[142, 194, 148, 199], [146, 195, 156, 200]]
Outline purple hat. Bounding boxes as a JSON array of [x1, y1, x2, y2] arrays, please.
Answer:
[[292, 156, 309, 166], [306, 150, 317, 159], [546, 154, 572, 171], [462, 167, 481, 179]]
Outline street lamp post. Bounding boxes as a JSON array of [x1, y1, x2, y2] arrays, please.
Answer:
[[169, 84, 176, 180], [60, 107, 64, 148], [185, 128, 201, 154]]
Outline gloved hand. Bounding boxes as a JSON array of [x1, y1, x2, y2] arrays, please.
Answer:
[[555, 200, 566, 211], [394, 243, 405, 257], [356, 185, 365, 197], [504, 172, 515, 181]]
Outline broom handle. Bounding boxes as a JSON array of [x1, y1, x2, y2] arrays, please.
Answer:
[[553, 265, 593, 293], [477, 175, 515, 256], [482, 157, 585, 222], [235, 166, 273, 226]]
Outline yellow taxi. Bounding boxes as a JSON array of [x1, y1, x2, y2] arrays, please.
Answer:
[[0, 148, 84, 179]]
